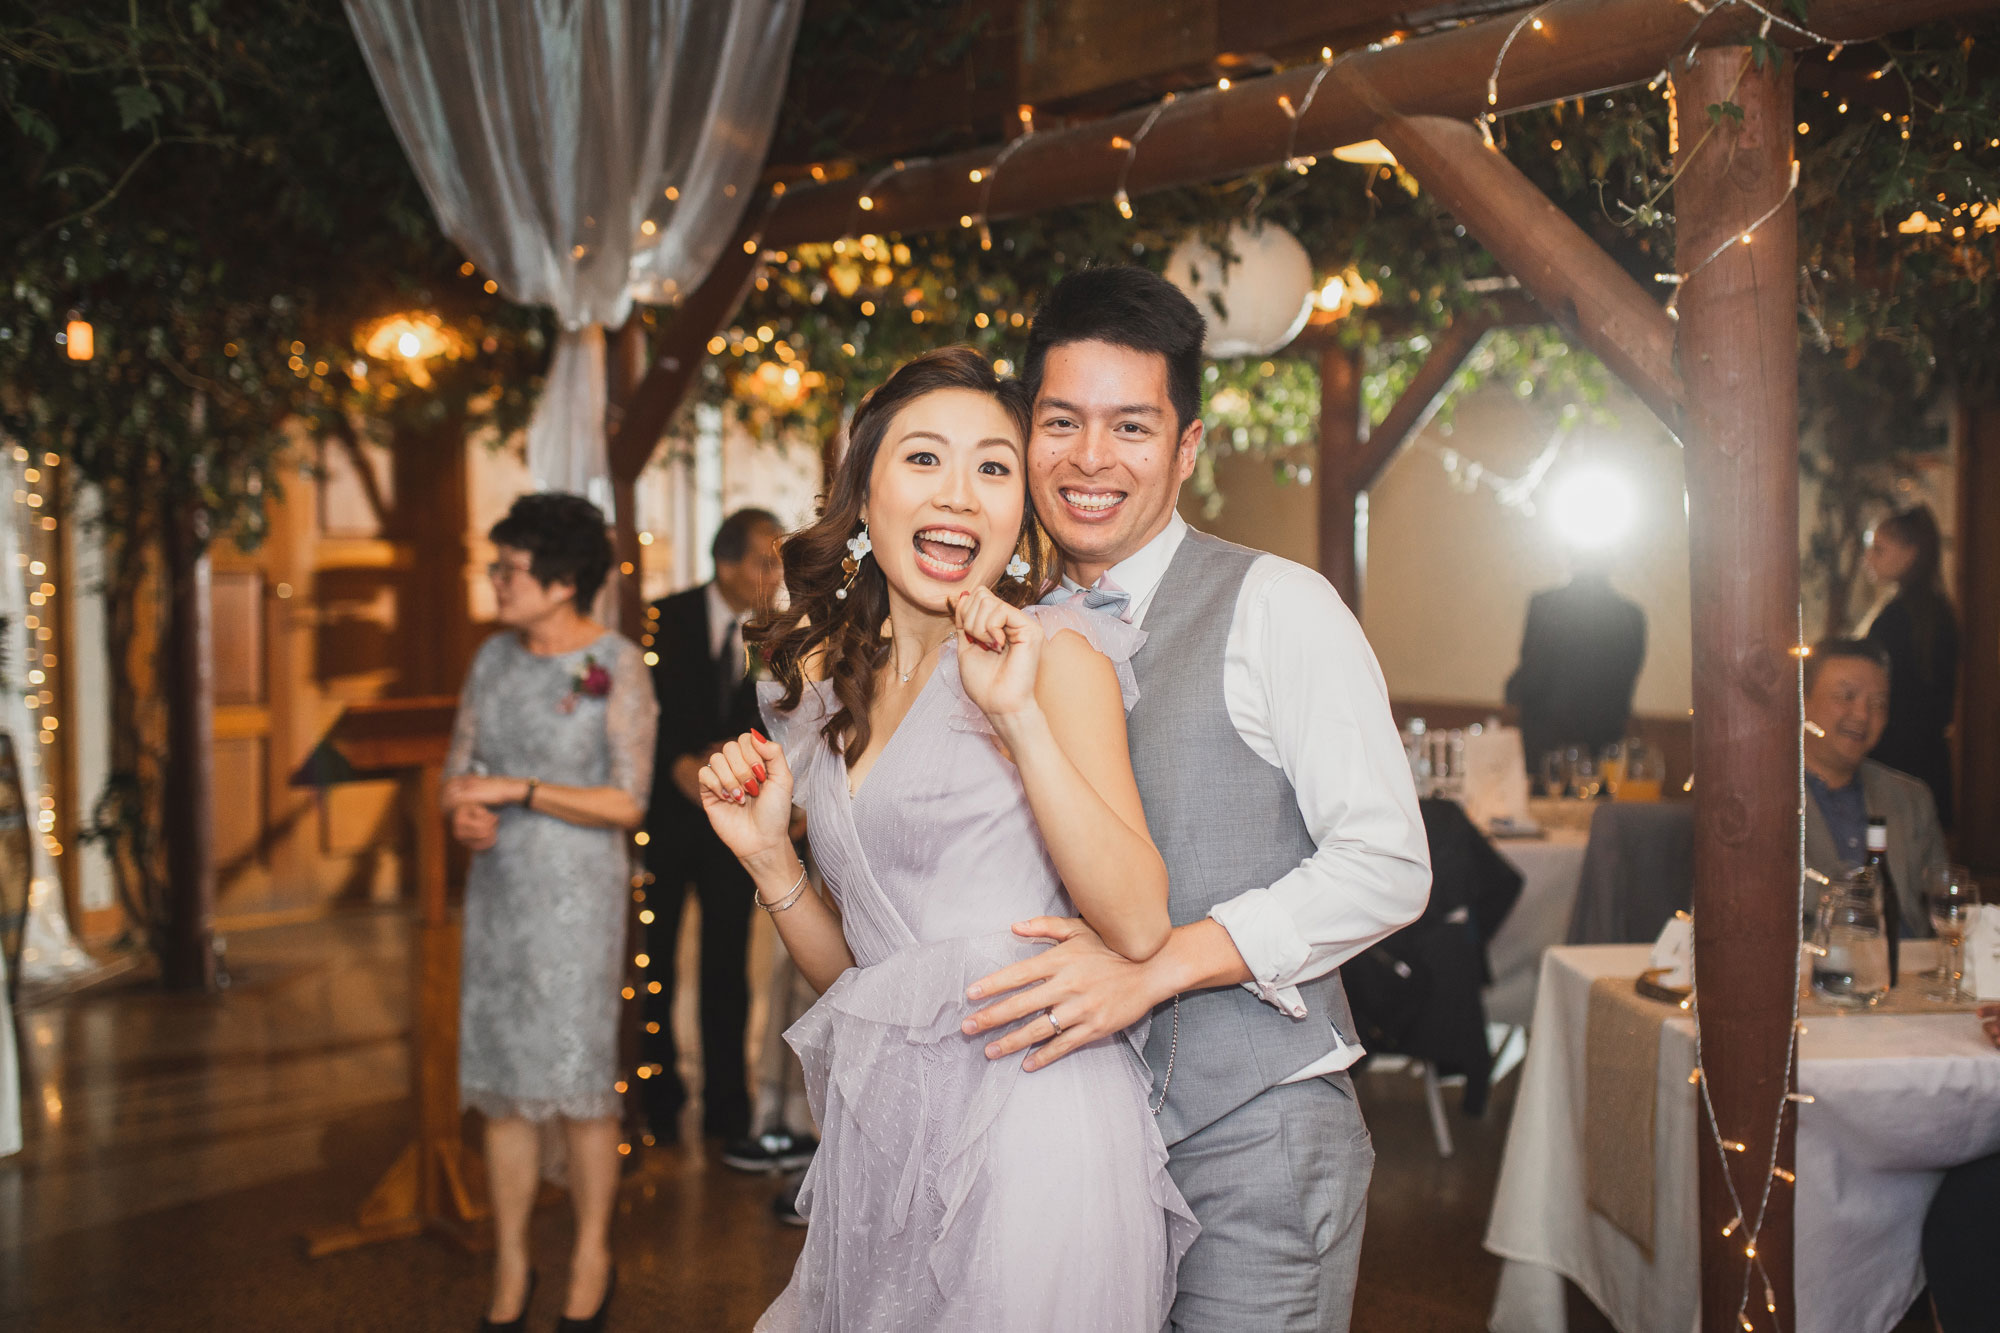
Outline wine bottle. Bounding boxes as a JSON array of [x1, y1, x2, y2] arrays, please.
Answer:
[[1866, 817, 1901, 987]]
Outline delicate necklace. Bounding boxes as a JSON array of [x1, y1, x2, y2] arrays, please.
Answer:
[[892, 636, 945, 684]]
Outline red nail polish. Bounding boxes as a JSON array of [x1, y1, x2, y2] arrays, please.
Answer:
[[753, 764, 767, 783], [745, 778, 761, 797], [751, 728, 768, 745]]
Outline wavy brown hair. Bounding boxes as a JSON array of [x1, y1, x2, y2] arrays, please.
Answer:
[[750, 347, 1050, 763]]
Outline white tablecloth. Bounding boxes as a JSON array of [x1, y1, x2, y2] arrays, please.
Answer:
[[1485, 943, 2000, 1333], [1485, 831, 1590, 1028]]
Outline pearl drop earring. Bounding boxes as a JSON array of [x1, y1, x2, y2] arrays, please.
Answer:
[[836, 521, 872, 600]]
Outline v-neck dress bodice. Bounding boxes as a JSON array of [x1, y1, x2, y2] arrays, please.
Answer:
[[754, 602, 1195, 1333]]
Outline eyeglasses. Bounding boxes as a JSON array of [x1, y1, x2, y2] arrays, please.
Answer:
[[487, 560, 534, 582]]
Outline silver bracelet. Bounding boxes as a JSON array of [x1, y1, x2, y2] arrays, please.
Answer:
[[756, 863, 810, 913]]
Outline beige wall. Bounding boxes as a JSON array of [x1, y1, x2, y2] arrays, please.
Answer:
[[1189, 381, 1694, 719]]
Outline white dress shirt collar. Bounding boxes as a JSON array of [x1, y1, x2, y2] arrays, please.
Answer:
[[1099, 511, 1188, 629], [704, 581, 740, 661]]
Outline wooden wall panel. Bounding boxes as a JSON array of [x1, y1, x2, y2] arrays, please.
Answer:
[[210, 570, 265, 708], [211, 734, 267, 895]]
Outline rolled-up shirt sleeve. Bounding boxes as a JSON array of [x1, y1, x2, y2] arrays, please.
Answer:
[[1205, 561, 1432, 1014]]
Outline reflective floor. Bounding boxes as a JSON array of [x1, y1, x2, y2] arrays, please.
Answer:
[[5, 909, 1575, 1332]]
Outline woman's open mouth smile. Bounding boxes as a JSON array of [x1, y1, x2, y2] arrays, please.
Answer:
[[913, 526, 980, 581]]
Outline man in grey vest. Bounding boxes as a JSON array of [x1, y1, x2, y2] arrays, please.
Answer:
[[964, 265, 1431, 1329]]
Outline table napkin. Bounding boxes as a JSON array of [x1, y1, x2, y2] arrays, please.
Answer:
[[1584, 977, 1682, 1256]]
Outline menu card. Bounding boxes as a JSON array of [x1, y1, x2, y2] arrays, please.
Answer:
[[1965, 904, 2000, 1002]]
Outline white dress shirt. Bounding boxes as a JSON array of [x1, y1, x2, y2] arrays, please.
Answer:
[[1105, 513, 1432, 1081]]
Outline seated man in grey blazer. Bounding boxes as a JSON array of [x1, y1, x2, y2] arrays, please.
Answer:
[[1803, 638, 1947, 939]]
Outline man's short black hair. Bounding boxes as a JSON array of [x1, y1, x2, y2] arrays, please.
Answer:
[[488, 492, 613, 608], [713, 507, 781, 566], [1022, 266, 1206, 436], [1805, 637, 1891, 694]]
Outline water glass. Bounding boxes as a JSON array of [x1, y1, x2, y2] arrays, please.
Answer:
[[1926, 864, 1981, 1002]]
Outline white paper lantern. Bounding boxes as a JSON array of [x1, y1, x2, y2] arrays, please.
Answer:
[[1164, 222, 1316, 358]]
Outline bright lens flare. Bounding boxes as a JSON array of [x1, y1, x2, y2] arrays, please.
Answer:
[[1546, 467, 1636, 550]]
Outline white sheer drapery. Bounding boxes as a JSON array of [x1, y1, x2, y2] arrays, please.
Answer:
[[1, 451, 92, 993], [344, 0, 803, 509]]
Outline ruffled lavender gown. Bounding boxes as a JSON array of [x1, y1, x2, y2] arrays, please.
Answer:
[[757, 603, 1197, 1332]]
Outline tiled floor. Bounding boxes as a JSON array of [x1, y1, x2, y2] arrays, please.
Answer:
[[0, 909, 1858, 1332]]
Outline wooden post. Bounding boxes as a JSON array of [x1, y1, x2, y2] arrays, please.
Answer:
[[302, 699, 483, 1257], [1673, 47, 1801, 1332], [1310, 316, 1497, 611], [160, 501, 216, 991], [1317, 345, 1364, 610], [606, 317, 649, 636]]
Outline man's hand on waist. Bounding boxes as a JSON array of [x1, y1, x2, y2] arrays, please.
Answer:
[[961, 918, 1252, 1072]]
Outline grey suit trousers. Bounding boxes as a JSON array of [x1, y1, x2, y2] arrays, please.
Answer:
[[1166, 1075, 1374, 1332]]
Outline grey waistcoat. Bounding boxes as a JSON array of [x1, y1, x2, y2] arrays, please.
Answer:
[[1129, 529, 1356, 1146]]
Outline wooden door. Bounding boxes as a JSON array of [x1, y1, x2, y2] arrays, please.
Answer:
[[209, 423, 472, 926]]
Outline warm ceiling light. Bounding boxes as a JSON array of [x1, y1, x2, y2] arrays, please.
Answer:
[[364, 316, 449, 362], [64, 319, 94, 361], [1332, 139, 1398, 166], [360, 314, 458, 385]]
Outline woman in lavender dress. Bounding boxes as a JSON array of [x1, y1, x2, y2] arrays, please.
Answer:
[[443, 493, 657, 1332], [698, 349, 1195, 1331]]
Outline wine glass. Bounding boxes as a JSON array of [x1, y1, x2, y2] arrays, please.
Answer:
[[1926, 864, 1980, 1002], [1567, 747, 1601, 801]]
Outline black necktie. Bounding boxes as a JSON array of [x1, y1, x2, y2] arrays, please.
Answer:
[[716, 617, 740, 718]]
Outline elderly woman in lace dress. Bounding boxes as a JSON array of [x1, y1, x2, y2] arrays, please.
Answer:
[[442, 493, 656, 1333]]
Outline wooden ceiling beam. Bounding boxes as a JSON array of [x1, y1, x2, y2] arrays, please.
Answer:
[[1353, 310, 1500, 490], [759, 0, 1995, 249]]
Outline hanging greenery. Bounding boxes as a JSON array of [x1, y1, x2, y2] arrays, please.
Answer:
[[1, 3, 547, 967], [680, 18, 1993, 629]]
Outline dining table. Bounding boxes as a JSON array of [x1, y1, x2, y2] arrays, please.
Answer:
[[1484, 941, 2000, 1333], [1485, 828, 1590, 1028]]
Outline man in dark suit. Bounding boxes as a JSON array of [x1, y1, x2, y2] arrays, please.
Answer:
[[1504, 563, 1647, 778], [641, 508, 784, 1145]]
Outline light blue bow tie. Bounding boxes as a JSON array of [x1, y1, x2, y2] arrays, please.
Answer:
[[1042, 579, 1132, 621]]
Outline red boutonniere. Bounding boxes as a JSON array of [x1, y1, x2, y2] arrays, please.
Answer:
[[560, 654, 613, 714]]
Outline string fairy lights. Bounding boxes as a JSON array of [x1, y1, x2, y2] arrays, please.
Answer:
[[1655, 159, 1802, 319], [1482, 2, 1559, 147], [970, 131, 1035, 250], [1110, 95, 1175, 219], [1677, 606, 1812, 1333], [1279, 49, 1341, 175]]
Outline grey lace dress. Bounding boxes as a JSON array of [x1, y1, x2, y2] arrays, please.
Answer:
[[445, 628, 657, 1123]]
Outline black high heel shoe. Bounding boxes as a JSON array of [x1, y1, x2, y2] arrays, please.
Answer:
[[554, 1264, 615, 1333], [477, 1268, 536, 1332]]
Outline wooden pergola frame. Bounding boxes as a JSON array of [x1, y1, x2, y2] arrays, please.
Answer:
[[602, 1, 1996, 1325]]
